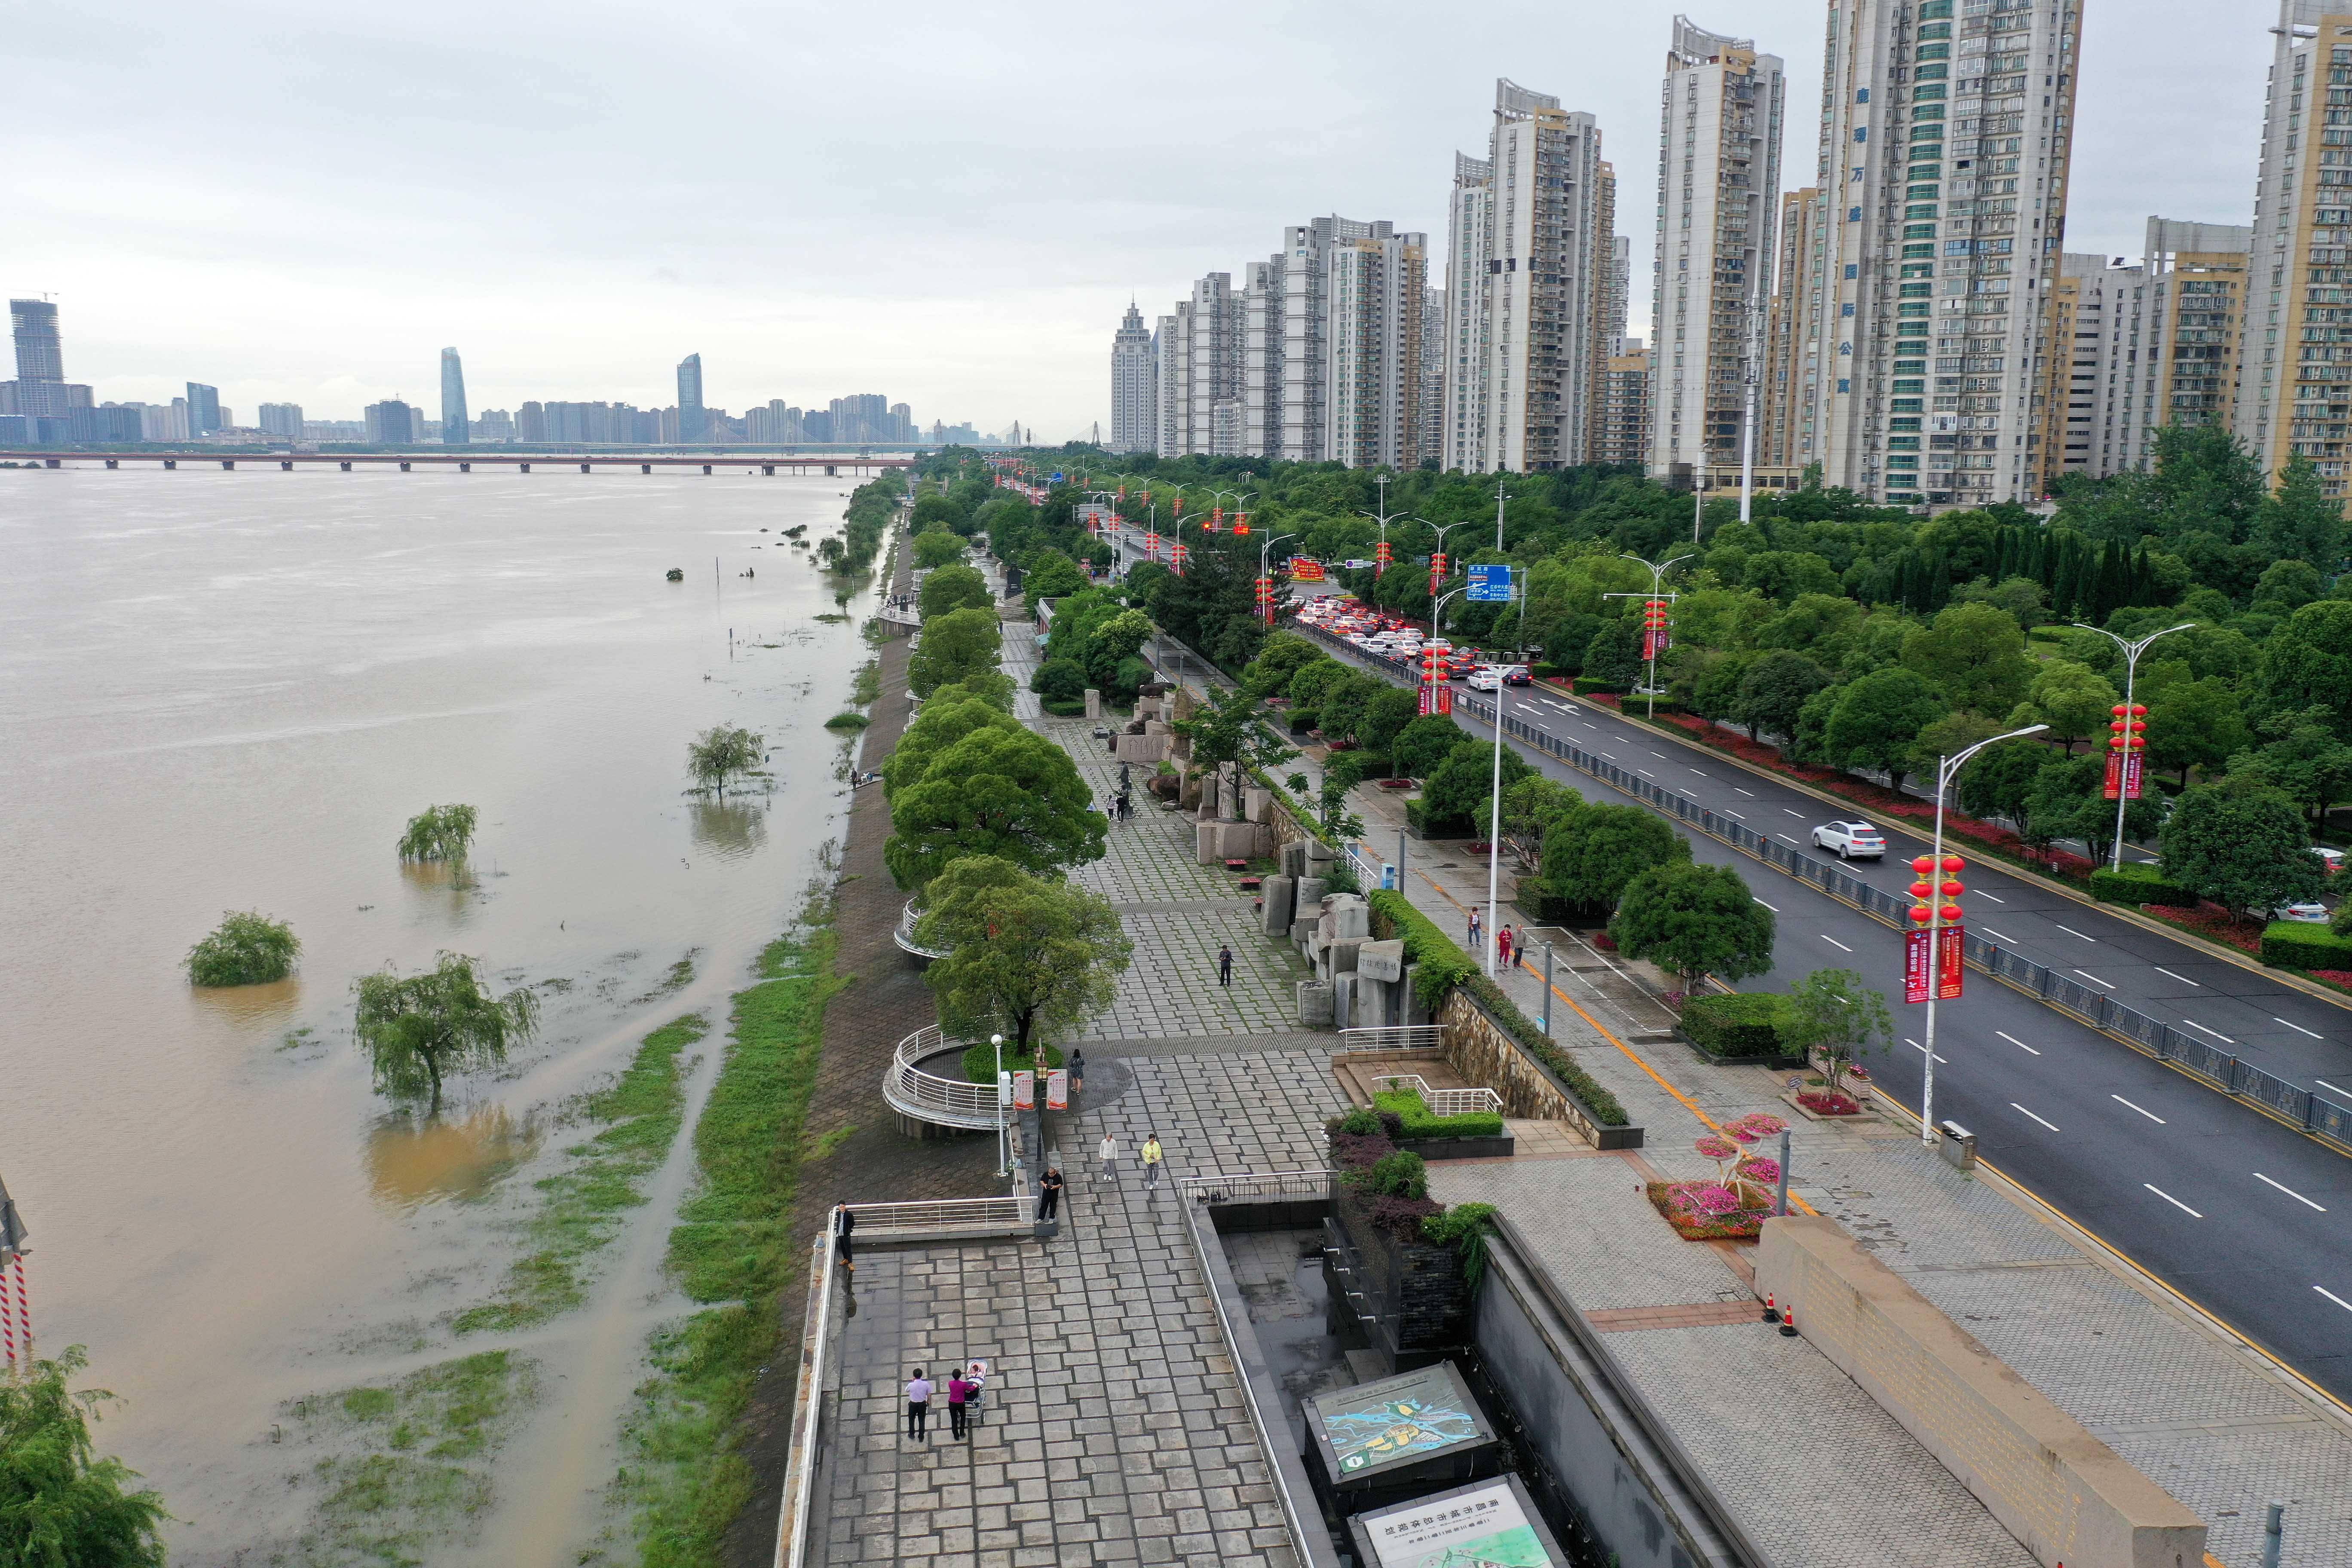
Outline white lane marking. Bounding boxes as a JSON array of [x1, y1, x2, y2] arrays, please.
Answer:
[[2145, 1184, 2204, 1219], [2317, 1079, 2352, 1101], [2111, 1095, 2165, 1124], [2053, 924, 2096, 942], [2275, 1016, 2325, 1041], [1638, 769, 1657, 778], [1821, 935, 1854, 953], [1778, 833, 1804, 844], [1735, 787, 1757, 797], [2182, 1019, 2237, 1045], [2074, 970, 2115, 989], [1904, 1038, 1949, 1063], [1996, 1030, 2041, 1056], [1598, 751, 1616, 759], [2152, 967, 2201, 987], [2012, 1103, 2061, 1132], [1976, 890, 2006, 903], [1689, 768, 1710, 776], [1649, 751, 1668, 759], [1982, 926, 2019, 943], [2257, 1173, 2328, 1212], [1723, 809, 1747, 819], [1782, 808, 1805, 818], [2317, 1286, 2352, 1314], [1754, 896, 1779, 911]]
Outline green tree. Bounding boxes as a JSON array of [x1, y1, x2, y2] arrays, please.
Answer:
[[884, 694, 1021, 793], [186, 910, 300, 987], [1581, 615, 1647, 686], [1688, 650, 1754, 730], [1609, 861, 1776, 994], [1359, 686, 1423, 757], [908, 604, 1005, 697], [925, 669, 1016, 711], [397, 802, 478, 863], [1177, 683, 1295, 777], [1317, 670, 1388, 745], [1081, 608, 1155, 698], [910, 492, 966, 535], [1778, 968, 1893, 1097], [2006, 660, 2119, 754], [912, 530, 968, 570], [2258, 600, 2352, 736], [1755, 592, 1864, 659], [1500, 775, 1583, 857], [2161, 777, 2326, 923], [1907, 714, 2005, 780], [1741, 550, 1844, 604], [1546, 802, 1690, 912], [1031, 658, 1088, 705], [1956, 739, 2048, 835], [1393, 714, 1472, 780], [1419, 739, 1534, 839], [1733, 649, 1833, 742], [352, 952, 541, 1113], [2230, 708, 2352, 828], [1823, 667, 1950, 779], [1900, 601, 2033, 716], [915, 856, 1133, 1051], [2027, 752, 2165, 865], [885, 726, 1107, 888], [2143, 676, 2251, 785], [1241, 631, 1329, 696], [1018, 549, 1089, 614], [0, 1346, 169, 1567], [2253, 450, 2343, 568], [918, 563, 993, 619], [685, 724, 766, 798], [2251, 557, 2326, 616]]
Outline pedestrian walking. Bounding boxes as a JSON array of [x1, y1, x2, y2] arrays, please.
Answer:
[[1142, 1133, 1165, 1189], [1098, 1132, 1119, 1184], [905, 1368, 934, 1441], [1467, 908, 1482, 950], [1038, 1164, 1064, 1222], [1498, 925, 1515, 969], [1218, 944, 1233, 987], [832, 1204, 856, 1273], [947, 1369, 976, 1439], [1069, 1049, 1084, 1101]]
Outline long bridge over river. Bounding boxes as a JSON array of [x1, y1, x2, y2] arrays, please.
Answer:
[[0, 450, 913, 476]]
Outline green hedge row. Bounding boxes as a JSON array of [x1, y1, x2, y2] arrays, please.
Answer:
[[1366, 890, 1629, 1127], [1681, 991, 1792, 1059], [2088, 866, 2198, 908], [1372, 1088, 1505, 1140], [2260, 922, 2352, 970]]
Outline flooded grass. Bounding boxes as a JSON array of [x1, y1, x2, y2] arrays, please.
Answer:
[[450, 1013, 706, 1335], [605, 916, 841, 1565], [282, 1350, 539, 1567], [850, 658, 880, 706]]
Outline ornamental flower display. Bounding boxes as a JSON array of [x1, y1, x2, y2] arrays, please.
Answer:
[[1691, 1185, 1740, 1217], [1740, 1157, 1781, 1185], [1736, 1112, 1787, 1140], [1694, 1135, 1737, 1181]]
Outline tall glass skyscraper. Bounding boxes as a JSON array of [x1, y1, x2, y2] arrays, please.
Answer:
[[677, 353, 706, 441], [440, 348, 470, 445], [9, 299, 66, 417]]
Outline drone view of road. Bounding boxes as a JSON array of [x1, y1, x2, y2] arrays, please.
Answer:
[[1107, 519, 2352, 1403]]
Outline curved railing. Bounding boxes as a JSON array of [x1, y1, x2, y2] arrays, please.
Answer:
[[893, 899, 949, 960], [882, 1024, 1001, 1130]]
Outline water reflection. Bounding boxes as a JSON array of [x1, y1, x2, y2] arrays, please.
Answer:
[[689, 798, 768, 860], [187, 974, 301, 1027], [364, 1104, 540, 1208], [399, 857, 483, 925]]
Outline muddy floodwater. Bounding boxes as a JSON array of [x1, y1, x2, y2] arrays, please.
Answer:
[[0, 465, 875, 1562]]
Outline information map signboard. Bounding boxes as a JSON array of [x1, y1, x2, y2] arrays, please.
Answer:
[[1347, 1474, 1568, 1568], [1302, 1361, 1502, 1516]]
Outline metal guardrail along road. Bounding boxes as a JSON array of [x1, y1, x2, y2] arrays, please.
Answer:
[[881, 1024, 1001, 1130]]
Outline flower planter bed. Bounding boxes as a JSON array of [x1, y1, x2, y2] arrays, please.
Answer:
[[1645, 1180, 1769, 1241], [1783, 1089, 1863, 1120], [1377, 777, 1416, 790], [2139, 903, 2263, 956]]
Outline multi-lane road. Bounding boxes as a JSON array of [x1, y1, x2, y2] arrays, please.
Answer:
[[1102, 524, 2352, 1399]]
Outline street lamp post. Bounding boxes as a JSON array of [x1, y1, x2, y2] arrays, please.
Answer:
[[1479, 573, 1519, 977], [1605, 551, 1695, 720], [2071, 621, 2194, 873], [991, 1032, 1009, 1176], [1918, 723, 2049, 1148], [1257, 533, 1298, 626], [1422, 520, 1470, 634], [1739, 287, 1764, 526]]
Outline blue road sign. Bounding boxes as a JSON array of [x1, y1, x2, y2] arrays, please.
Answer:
[[1049, 471, 1065, 483], [1466, 563, 1514, 602]]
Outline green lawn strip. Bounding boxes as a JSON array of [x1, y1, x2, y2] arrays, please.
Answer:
[[294, 1350, 539, 1567], [452, 1013, 706, 1335], [610, 921, 843, 1566]]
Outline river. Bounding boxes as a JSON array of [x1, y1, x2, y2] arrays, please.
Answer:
[[0, 464, 876, 1561]]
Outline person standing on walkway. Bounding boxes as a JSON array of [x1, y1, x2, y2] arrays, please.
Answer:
[[1097, 1132, 1119, 1184], [1217, 945, 1233, 987], [832, 1204, 855, 1274], [1467, 908, 1482, 952], [905, 1368, 933, 1442], [1038, 1164, 1064, 1222], [1069, 1049, 1084, 1102], [946, 1369, 976, 1439], [1498, 925, 1515, 969], [1142, 1133, 1164, 1189]]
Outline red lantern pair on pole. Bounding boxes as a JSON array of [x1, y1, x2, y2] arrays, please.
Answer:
[[1375, 539, 1393, 578], [1641, 598, 1672, 661], [2103, 703, 2147, 800], [1428, 551, 1448, 596], [1904, 854, 1965, 1003]]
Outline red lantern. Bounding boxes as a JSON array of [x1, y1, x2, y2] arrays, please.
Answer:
[[1909, 906, 1932, 924], [1234, 512, 1250, 536], [1911, 854, 1935, 873]]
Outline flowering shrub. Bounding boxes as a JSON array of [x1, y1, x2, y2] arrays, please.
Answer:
[[1739, 1157, 1781, 1185], [2141, 903, 2264, 955], [2312, 969, 2352, 995], [1795, 1090, 1861, 1116], [1694, 1135, 1737, 1182], [1734, 1112, 1787, 1139], [1691, 1185, 1740, 1216], [1646, 1179, 1769, 1240]]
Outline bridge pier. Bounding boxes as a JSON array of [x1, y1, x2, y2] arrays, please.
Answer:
[[46, 458, 61, 469], [339, 460, 351, 471], [762, 464, 775, 476], [162, 459, 176, 469], [824, 463, 837, 477], [281, 460, 294, 471], [701, 463, 713, 475], [459, 461, 470, 472], [399, 461, 411, 471], [104, 458, 118, 469], [520, 461, 531, 472], [580, 462, 591, 473], [221, 459, 236, 469], [640, 463, 651, 475]]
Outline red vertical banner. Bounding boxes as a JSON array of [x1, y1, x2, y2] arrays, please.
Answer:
[[2102, 751, 2123, 801], [1904, 928, 1933, 1004], [1939, 925, 1964, 1000], [2124, 750, 2145, 800], [1641, 628, 1658, 661]]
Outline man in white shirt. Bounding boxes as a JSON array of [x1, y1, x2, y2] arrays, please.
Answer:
[[1097, 1133, 1118, 1185]]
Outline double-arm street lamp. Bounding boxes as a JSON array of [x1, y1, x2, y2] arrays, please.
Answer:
[[1604, 551, 1695, 719], [1257, 533, 1298, 625], [2071, 620, 2195, 873]]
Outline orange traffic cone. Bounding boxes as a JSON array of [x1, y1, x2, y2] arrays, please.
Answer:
[[1761, 1292, 1780, 1324], [1779, 1302, 1800, 1338]]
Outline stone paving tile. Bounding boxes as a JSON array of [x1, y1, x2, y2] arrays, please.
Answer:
[[1428, 1159, 1751, 1313]]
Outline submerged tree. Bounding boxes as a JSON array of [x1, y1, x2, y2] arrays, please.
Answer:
[[0, 1346, 170, 1567], [353, 952, 541, 1114], [686, 724, 766, 798], [185, 910, 300, 987], [396, 803, 479, 864]]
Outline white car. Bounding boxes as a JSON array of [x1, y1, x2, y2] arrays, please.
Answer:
[[1812, 821, 1887, 860], [2273, 902, 2331, 924], [1466, 668, 1503, 691]]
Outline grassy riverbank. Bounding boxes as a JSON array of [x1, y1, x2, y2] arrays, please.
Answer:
[[608, 914, 843, 1565]]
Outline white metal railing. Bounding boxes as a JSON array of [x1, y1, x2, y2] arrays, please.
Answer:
[[893, 899, 949, 959], [1175, 1168, 1337, 1202], [846, 1194, 1035, 1231], [1345, 843, 1386, 891], [1370, 1073, 1504, 1119], [1337, 1024, 1449, 1053], [882, 1024, 1002, 1130], [774, 1232, 834, 1568]]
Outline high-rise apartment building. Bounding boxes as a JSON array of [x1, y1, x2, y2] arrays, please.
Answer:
[[1325, 229, 1429, 469], [1155, 307, 1186, 456], [1442, 154, 1496, 471], [2037, 253, 2140, 486], [475, 408, 516, 442], [1586, 163, 1621, 462], [2144, 217, 2251, 439], [1596, 342, 1654, 466], [1110, 302, 1157, 451], [1442, 80, 1610, 472], [2235, 4, 2352, 502], [258, 402, 305, 440], [8, 299, 67, 418], [1650, 18, 1786, 483], [676, 354, 706, 441], [1762, 187, 1827, 466], [440, 348, 469, 446], [1154, 274, 1241, 457], [1800, 0, 2084, 507], [364, 399, 415, 445], [185, 382, 223, 436], [1420, 286, 1447, 467]]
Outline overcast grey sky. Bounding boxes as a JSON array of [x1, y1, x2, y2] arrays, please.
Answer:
[[8, 0, 2270, 438]]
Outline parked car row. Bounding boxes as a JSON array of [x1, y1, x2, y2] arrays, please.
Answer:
[[1292, 598, 1528, 687]]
